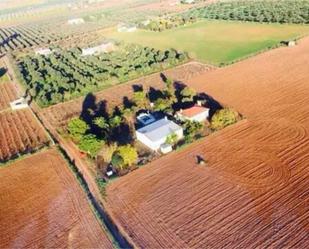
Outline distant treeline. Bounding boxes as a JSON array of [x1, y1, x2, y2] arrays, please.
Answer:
[[18, 44, 188, 107], [139, 15, 197, 32], [184, 0, 309, 24]]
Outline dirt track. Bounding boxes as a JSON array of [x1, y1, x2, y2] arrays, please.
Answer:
[[105, 37, 309, 248], [0, 149, 114, 249]]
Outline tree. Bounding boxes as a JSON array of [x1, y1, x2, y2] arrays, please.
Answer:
[[109, 115, 123, 129], [153, 97, 172, 112], [210, 108, 239, 130], [93, 117, 109, 129], [164, 77, 177, 104], [180, 86, 196, 103], [165, 132, 178, 146], [122, 107, 136, 137], [78, 134, 103, 158], [112, 145, 138, 170], [99, 142, 118, 163], [184, 120, 204, 142], [67, 117, 89, 142], [132, 90, 149, 110]]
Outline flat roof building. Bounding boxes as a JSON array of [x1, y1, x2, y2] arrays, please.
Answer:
[[136, 117, 183, 151]]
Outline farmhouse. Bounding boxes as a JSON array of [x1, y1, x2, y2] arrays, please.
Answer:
[[176, 105, 210, 122], [35, 48, 52, 56], [67, 18, 85, 25], [136, 117, 183, 151], [81, 42, 115, 56]]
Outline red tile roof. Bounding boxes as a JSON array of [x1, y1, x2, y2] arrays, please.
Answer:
[[178, 105, 209, 118]]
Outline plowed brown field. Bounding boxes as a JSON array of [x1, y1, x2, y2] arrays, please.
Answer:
[[42, 62, 213, 128], [105, 37, 309, 248], [0, 82, 18, 111], [0, 149, 114, 249], [0, 109, 50, 162]]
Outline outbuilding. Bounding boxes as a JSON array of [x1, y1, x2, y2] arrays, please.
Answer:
[[67, 18, 85, 25], [136, 117, 183, 151], [176, 105, 209, 122], [10, 98, 28, 110], [81, 42, 115, 56]]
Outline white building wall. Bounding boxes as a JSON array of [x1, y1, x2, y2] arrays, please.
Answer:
[[136, 128, 183, 151], [189, 110, 209, 122]]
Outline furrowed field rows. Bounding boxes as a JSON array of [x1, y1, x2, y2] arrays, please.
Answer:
[[0, 109, 50, 162], [0, 82, 18, 110], [105, 37, 309, 248], [0, 149, 114, 248]]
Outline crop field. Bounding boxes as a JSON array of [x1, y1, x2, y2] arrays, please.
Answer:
[[0, 148, 114, 248], [106, 20, 309, 64], [0, 82, 18, 110], [41, 61, 214, 128], [105, 37, 309, 248], [0, 109, 50, 162], [0, 25, 65, 54]]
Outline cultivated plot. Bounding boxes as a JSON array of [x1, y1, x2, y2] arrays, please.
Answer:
[[0, 148, 114, 249], [0, 109, 50, 162], [105, 37, 309, 248]]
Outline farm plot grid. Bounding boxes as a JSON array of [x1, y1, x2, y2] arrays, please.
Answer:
[[105, 37, 309, 248], [0, 148, 114, 248], [0, 109, 50, 162]]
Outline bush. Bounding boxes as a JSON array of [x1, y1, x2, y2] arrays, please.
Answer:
[[112, 145, 138, 170], [78, 134, 103, 158], [67, 118, 89, 142], [210, 108, 239, 130]]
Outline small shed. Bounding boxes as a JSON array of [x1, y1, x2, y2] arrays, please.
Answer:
[[67, 18, 85, 25], [10, 98, 28, 110], [81, 42, 115, 56], [35, 48, 52, 56], [288, 40, 296, 47]]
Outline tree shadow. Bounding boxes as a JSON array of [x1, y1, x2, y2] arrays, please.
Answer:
[[198, 92, 223, 118], [0, 67, 7, 78], [122, 96, 134, 109], [160, 72, 168, 83], [132, 84, 143, 92], [0, 33, 20, 47], [148, 87, 164, 102]]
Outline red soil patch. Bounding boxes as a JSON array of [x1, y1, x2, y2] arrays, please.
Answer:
[[42, 62, 213, 128], [0, 148, 114, 249], [105, 37, 309, 248], [0, 109, 50, 162]]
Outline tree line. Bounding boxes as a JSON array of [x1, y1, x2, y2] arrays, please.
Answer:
[[17, 43, 188, 107], [139, 15, 197, 32], [184, 0, 309, 24]]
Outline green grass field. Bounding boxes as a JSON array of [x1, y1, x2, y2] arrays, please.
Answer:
[[106, 20, 309, 65]]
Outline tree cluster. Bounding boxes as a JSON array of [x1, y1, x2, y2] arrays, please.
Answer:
[[139, 15, 197, 32], [184, 0, 309, 24], [18, 44, 188, 107]]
